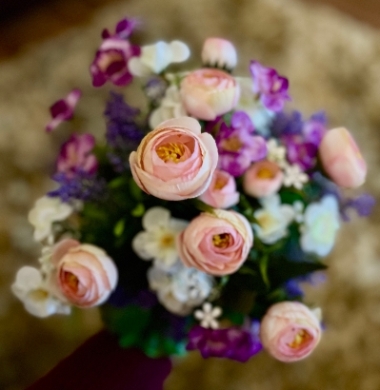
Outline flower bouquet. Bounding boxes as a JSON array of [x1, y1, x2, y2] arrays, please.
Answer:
[[13, 16, 374, 384]]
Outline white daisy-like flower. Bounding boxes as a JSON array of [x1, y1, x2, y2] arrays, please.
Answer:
[[283, 164, 309, 190], [300, 195, 340, 256], [11, 266, 71, 318], [253, 194, 295, 244], [132, 207, 188, 270], [266, 139, 287, 167], [293, 201, 305, 223], [28, 196, 73, 242], [194, 302, 222, 329]]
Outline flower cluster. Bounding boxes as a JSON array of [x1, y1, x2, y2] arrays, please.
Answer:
[[13, 18, 373, 365]]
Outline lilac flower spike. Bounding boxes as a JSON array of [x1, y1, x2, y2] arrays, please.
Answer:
[[45, 89, 82, 132], [250, 61, 290, 112]]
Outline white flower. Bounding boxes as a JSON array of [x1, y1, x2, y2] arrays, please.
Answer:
[[266, 139, 287, 166], [149, 85, 187, 129], [11, 266, 71, 318], [128, 40, 190, 76], [293, 201, 305, 223], [194, 302, 222, 329], [28, 196, 73, 242], [283, 164, 309, 190], [147, 263, 214, 315], [300, 195, 340, 256], [132, 207, 188, 270], [253, 194, 295, 244]]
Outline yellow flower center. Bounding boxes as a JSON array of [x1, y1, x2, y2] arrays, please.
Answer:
[[222, 136, 243, 152], [156, 143, 186, 163], [160, 234, 174, 248], [28, 289, 49, 301], [64, 272, 79, 290], [214, 177, 228, 190], [288, 329, 312, 349], [257, 167, 275, 179], [212, 233, 231, 248]]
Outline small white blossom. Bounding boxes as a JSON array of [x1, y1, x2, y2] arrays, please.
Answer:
[[194, 302, 222, 329], [133, 207, 188, 270], [28, 196, 73, 242], [267, 139, 287, 166], [128, 40, 190, 76], [300, 195, 340, 256], [253, 194, 295, 244], [149, 85, 187, 129], [293, 201, 305, 223], [283, 164, 309, 190], [11, 266, 71, 318]]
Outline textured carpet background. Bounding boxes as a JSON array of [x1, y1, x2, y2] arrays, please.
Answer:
[[1, 0, 380, 389]]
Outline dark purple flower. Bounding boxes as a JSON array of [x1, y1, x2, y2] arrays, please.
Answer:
[[271, 111, 303, 137], [56, 134, 98, 178], [90, 38, 140, 87], [341, 194, 376, 221], [101, 17, 139, 40], [215, 111, 267, 177], [46, 89, 82, 132], [187, 324, 262, 362], [283, 135, 318, 171], [303, 111, 327, 146], [144, 77, 168, 104], [250, 61, 290, 112]]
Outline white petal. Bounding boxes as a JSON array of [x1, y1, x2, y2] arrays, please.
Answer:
[[194, 310, 205, 320], [169, 41, 190, 62], [211, 306, 222, 318], [128, 57, 151, 77], [141, 42, 171, 74], [132, 232, 153, 260], [210, 320, 219, 329], [203, 302, 212, 313], [142, 207, 171, 231], [12, 266, 43, 295]]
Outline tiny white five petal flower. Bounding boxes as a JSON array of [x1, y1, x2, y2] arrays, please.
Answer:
[[283, 164, 309, 190], [267, 139, 287, 166], [194, 302, 222, 329]]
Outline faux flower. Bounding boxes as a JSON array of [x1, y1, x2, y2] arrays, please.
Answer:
[[132, 207, 188, 270], [11, 266, 71, 317], [28, 196, 73, 242], [301, 195, 340, 256], [101, 17, 138, 40], [243, 160, 283, 198], [194, 302, 222, 329], [319, 127, 367, 188], [56, 134, 98, 177], [180, 68, 240, 120], [215, 111, 267, 177], [260, 301, 322, 362], [149, 85, 187, 129], [341, 194, 376, 222], [201, 38, 237, 70], [253, 194, 295, 244], [46, 89, 82, 132], [283, 164, 309, 190], [147, 263, 213, 315], [129, 116, 218, 201], [178, 209, 253, 276], [187, 323, 262, 362], [90, 38, 140, 87], [249, 61, 290, 112], [266, 138, 287, 167], [51, 239, 118, 308], [293, 201, 304, 223], [128, 41, 190, 76], [199, 169, 239, 209]]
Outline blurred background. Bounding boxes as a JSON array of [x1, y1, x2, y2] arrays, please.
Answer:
[[1, 0, 380, 389]]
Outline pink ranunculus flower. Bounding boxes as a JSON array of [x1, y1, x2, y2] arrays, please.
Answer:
[[129, 116, 218, 201], [243, 160, 283, 198], [178, 209, 253, 276], [51, 239, 118, 308], [180, 69, 240, 120], [319, 127, 367, 188], [260, 301, 322, 363], [201, 38, 238, 70], [199, 169, 239, 209]]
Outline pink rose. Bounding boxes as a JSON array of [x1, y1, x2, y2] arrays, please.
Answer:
[[180, 69, 240, 120], [319, 127, 367, 188], [201, 38, 237, 70], [243, 160, 283, 198], [178, 209, 253, 276], [129, 116, 218, 201], [51, 239, 118, 308], [199, 169, 239, 209], [260, 301, 322, 362]]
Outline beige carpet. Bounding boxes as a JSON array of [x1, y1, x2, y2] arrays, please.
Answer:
[[1, 0, 380, 388]]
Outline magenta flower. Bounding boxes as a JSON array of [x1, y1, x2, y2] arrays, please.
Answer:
[[101, 17, 139, 40], [187, 324, 262, 362], [46, 89, 82, 132], [90, 38, 140, 87], [250, 61, 290, 112], [215, 111, 267, 177], [57, 134, 98, 177]]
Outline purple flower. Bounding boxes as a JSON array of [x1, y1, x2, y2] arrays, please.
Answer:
[[46, 89, 82, 132], [101, 17, 139, 40], [56, 134, 98, 178], [283, 135, 318, 171], [341, 194, 376, 221], [215, 111, 267, 177], [90, 38, 140, 87], [187, 324, 262, 362], [271, 111, 303, 137], [303, 111, 327, 146], [250, 61, 290, 112]]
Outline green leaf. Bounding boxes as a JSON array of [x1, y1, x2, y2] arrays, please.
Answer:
[[108, 176, 128, 189], [259, 255, 270, 288], [129, 178, 143, 201], [131, 203, 145, 217], [113, 219, 125, 237]]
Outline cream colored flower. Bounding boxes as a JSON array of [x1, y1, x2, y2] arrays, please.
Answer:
[[194, 302, 222, 329]]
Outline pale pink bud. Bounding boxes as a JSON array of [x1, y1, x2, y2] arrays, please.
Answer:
[[243, 160, 283, 198], [319, 127, 367, 188], [201, 38, 237, 70]]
